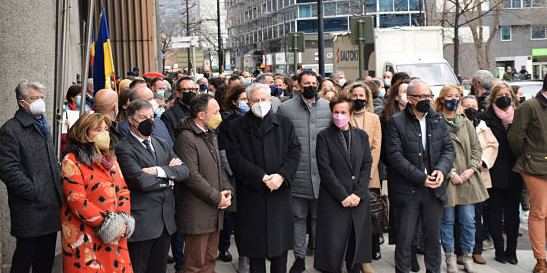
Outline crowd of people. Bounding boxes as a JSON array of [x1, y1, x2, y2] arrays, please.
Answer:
[[0, 67, 545, 273]]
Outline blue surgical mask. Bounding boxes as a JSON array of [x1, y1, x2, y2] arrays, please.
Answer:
[[199, 83, 208, 91], [76, 96, 81, 106], [379, 88, 386, 98], [245, 78, 252, 85], [384, 79, 391, 87], [157, 90, 165, 98], [238, 101, 250, 113]]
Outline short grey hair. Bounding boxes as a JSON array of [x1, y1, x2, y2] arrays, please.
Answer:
[[472, 70, 494, 91], [462, 95, 477, 102], [87, 78, 93, 86], [15, 79, 45, 101], [246, 83, 270, 101], [332, 71, 345, 78], [127, 99, 152, 117], [255, 73, 273, 84], [406, 78, 430, 96]]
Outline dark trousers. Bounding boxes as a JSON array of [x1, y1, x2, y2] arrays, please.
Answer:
[[249, 251, 288, 273], [487, 188, 521, 257], [129, 228, 171, 273], [219, 212, 232, 252], [394, 189, 444, 273], [11, 232, 57, 273], [455, 202, 483, 255], [171, 231, 185, 270]]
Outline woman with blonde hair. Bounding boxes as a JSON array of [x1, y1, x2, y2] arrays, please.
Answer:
[[434, 85, 488, 273], [347, 82, 382, 273], [479, 81, 523, 265], [61, 113, 134, 272], [319, 86, 338, 101]]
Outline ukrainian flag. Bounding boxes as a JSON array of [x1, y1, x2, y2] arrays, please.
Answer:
[[93, 7, 115, 93]]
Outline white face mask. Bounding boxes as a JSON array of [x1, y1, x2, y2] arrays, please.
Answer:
[[149, 99, 160, 115], [251, 101, 271, 118], [399, 93, 408, 106], [157, 90, 165, 98], [338, 78, 346, 87], [22, 99, 46, 115]]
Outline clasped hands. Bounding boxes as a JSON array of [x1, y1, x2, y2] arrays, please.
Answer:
[[450, 168, 475, 185], [341, 194, 360, 208], [218, 190, 232, 209], [142, 158, 183, 176], [262, 174, 284, 192], [424, 169, 444, 188]]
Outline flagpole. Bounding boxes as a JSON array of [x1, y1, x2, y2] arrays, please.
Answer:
[[54, 0, 71, 160], [80, 0, 95, 117]]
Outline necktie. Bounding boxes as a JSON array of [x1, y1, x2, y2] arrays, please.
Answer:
[[142, 139, 157, 165]]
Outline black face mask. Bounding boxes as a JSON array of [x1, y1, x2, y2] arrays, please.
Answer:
[[203, 72, 210, 79], [416, 100, 431, 113], [518, 97, 525, 104], [354, 99, 367, 111], [181, 91, 195, 105], [495, 96, 512, 109], [134, 117, 155, 137], [302, 86, 317, 100], [464, 108, 480, 127]]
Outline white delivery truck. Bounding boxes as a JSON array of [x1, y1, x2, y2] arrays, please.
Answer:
[[333, 26, 459, 95]]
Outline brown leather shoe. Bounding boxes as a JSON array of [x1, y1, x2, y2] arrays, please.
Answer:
[[533, 259, 547, 273], [167, 255, 175, 264], [472, 254, 486, 264], [457, 255, 463, 265]]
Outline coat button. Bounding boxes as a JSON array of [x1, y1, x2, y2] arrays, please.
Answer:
[[418, 153, 422, 156], [418, 133, 421, 136]]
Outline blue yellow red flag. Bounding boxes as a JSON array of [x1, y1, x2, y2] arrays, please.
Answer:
[[93, 7, 115, 93]]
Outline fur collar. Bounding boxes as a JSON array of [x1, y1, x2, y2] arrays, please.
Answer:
[[65, 140, 100, 166]]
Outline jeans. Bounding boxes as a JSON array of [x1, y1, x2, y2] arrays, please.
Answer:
[[455, 203, 483, 255], [219, 212, 232, 252], [441, 205, 475, 254], [171, 232, 185, 270]]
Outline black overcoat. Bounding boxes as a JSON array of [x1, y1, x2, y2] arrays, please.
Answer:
[[314, 124, 373, 272], [225, 111, 301, 258], [479, 107, 523, 189]]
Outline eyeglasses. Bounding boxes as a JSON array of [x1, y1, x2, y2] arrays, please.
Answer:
[[179, 88, 198, 92], [408, 94, 434, 100]]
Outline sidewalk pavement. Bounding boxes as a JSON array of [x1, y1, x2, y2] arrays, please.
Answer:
[[53, 222, 536, 273]]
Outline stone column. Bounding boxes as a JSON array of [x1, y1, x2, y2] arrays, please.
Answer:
[[0, 2, 57, 272]]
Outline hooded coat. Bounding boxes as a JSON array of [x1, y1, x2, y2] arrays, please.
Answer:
[[174, 117, 232, 234]]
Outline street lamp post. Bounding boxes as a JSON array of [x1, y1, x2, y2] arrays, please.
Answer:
[[217, 0, 223, 72], [317, 0, 325, 77]]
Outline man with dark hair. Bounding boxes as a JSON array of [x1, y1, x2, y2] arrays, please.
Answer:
[[161, 76, 197, 142], [277, 71, 332, 273], [174, 94, 232, 273], [150, 77, 166, 97], [130, 78, 147, 90], [0, 80, 63, 273], [116, 99, 189, 273], [255, 73, 282, 112], [118, 86, 173, 146], [385, 79, 455, 273]]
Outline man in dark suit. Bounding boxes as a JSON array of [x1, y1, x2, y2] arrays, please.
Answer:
[[161, 76, 196, 142], [115, 99, 189, 273], [118, 85, 173, 146]]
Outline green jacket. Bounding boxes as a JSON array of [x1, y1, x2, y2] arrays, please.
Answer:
[[508, 92, 547, 179], [444, 113, 489, 207]]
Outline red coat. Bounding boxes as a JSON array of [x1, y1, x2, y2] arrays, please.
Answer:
[[61, 153, 133, 272]]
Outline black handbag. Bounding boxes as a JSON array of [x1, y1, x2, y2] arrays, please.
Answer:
[[369, 190, 388, 235]]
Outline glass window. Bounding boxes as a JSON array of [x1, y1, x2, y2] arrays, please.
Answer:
[[396, 63, 459, 86], [311, 3, 318, 17], [409, 0, 422, 10], [533, 0, 547, 7], [379, 14, 409, 28], [524, 0, 532, 6], [511, 0, 521, 7], [395, 0, 408, 11], [501, 26, 511, 41], [297, 0, 315, 2], [337, 1, 350, 15], [325, 17, 349, 32], [532, 25, 547, 39], [349, 1, 363, 13], [411, 13, 424, 26], [365, 0, 377, 12], [299, 4, 312, 18], [297, 19, 318, 33], [325, 2, 337, 16], [379, 0, 394, 11]]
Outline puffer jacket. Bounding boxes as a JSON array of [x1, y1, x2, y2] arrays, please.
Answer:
[[385, 105, 455, 205], [277, 92, 332, 199]]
